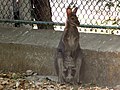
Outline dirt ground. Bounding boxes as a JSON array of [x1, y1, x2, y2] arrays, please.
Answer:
[[0, 71, 116, 90]]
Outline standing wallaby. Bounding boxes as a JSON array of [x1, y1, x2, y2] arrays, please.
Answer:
[[54, 4, 83, 84]]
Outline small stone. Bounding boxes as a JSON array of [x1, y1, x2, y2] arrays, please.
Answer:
[[26, 70, 34, 76], [16, 81, 20, 88], [33, 73, 38, 76], [0, 78, 3, 80], [32, 84, 36, 88], [113, 85, 120, 90], [1, 80, 9, 85], [35, 81, 42, 87], [47, 87, 55, 90]]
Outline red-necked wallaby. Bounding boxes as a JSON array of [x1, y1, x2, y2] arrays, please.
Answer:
[[54, 4, 83, 84]]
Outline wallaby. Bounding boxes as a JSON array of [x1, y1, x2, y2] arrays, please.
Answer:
[[54, 4, 83, 84]]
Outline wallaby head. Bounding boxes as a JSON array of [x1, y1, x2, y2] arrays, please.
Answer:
[[66, 6, 80, 27]]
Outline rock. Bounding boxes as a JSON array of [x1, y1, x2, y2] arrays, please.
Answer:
[[33, 73, 38, 76], [26, 70, 34, 76], [16, 81, 20, 88], [47, 87, 55, 90], [113, 85, 120, 90], [34, 81, 42, 87], [1, 80, 9, 85]]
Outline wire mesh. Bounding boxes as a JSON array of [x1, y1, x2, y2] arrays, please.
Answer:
[[0, 0, 120, 31]]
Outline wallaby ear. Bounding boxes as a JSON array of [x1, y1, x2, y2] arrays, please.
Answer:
[[66, 6, 72, 16], [73, 7, 78, 14]]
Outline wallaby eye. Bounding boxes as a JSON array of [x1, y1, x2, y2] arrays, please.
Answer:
[[75, 37, 79, 41]]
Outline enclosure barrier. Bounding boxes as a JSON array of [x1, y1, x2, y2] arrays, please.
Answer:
[[0, 0, 120, 31], [0, 19, 120, 29]]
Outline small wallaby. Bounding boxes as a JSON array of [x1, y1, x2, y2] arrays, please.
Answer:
[[54, 4, 83, 84]]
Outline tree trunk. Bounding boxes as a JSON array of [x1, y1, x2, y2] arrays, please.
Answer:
[[31, 0, 53, 29]]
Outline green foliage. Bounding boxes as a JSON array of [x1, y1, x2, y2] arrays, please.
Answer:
[[97, 0, 120, 9], [97, 0, 120, 25]]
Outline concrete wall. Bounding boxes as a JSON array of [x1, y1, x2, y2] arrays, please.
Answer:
[[0, 26, 120, 86]]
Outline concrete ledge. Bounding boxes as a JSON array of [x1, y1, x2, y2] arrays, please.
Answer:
[[0, 43, 55, 75], [0, 26, 120, 86]]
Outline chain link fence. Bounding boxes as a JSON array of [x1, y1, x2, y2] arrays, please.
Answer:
[[0, 0, 120, 33]]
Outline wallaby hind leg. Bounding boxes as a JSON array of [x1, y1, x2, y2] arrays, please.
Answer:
[[57, 58, 65, 83], [74, 54, 82, 84]]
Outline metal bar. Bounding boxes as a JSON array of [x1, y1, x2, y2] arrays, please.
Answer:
[[80, 24, 120, 29], [0, 19, 120, 29], [0, 19, 63, 25]]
